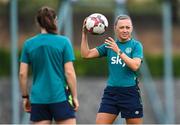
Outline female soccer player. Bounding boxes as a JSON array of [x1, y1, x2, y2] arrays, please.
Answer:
[[19, 6, 79, 124], [81, 14, 143, 124]]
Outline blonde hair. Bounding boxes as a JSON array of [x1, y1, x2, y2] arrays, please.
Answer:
[[114, 14, 132, 26]]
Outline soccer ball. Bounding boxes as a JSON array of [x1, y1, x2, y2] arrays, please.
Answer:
[[85, 13, 108, 35]]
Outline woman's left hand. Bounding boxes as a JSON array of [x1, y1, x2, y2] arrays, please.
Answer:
[[73, 97, 79, 112], [23, 98, 31, 113], [104, 37, 120, 53]]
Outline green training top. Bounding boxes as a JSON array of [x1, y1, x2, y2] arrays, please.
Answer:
[[96, 38, 143, 87], [20, 33, 75, 104]]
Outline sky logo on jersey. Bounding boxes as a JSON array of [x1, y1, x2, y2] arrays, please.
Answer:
[[111, 55, 126, 67]]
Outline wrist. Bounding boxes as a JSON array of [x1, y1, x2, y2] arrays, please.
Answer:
[[72, 95, 78, 98], [117, 49, 123, 56], [22, 95, 29, 99], [82, 29, 87, 34]]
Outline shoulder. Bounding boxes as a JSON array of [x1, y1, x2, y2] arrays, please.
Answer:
[[131, 38, 141, 44], [130, 38, 143, 47], [23, 35, 39, 46], [55, 35, 70, 41], [54, 35, 72, 45]]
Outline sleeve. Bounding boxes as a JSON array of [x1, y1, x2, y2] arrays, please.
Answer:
[[20, 42, 30, 64], [132, 42, 143, 60], [96, 43, 107, 57], [63, 38, 75, 63]]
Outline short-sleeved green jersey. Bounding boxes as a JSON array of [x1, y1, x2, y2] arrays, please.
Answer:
[[20, 33, 75, 104], [96, 38, 143, 87]]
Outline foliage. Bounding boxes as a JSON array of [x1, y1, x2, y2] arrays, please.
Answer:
[[18, 0, 60, 16], [144, 54, 164, 77], [0, 49, 180, 78], [0, 49, 10, 76], [173, 54, 180, 77], [127, 0, 161, 15], [74, 51, 108, 77], [75, 52, 180, 77]]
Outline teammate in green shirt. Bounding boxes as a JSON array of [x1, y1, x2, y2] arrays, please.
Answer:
[[81, 14, 143, 124], [19, 6, 79, 124]]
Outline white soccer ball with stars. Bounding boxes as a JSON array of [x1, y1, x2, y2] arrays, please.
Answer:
[[85, 13, 108, 35]]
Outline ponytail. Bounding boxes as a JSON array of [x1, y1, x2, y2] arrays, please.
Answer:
[[36, 6, 58, 34]]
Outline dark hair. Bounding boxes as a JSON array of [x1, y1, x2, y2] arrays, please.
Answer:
[[114, 14, 132, 26], [36, 6, 58, 34]]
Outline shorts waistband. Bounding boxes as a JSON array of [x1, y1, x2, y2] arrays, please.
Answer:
[[105, 85, 137, 91]]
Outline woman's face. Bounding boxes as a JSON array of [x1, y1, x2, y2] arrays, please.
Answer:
[[114, 18, 133, 41]]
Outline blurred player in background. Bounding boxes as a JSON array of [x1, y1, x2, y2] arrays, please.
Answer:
[[81, 14, 143, 124], [19, 6, 79, 124]]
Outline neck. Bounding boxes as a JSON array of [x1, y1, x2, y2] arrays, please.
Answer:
[[41, 28, 47, 34], [119, 38, 131, 42]]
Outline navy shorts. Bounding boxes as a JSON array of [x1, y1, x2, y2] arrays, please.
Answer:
[[30, 101, 75, 121], [98, 85, 143, 118]]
